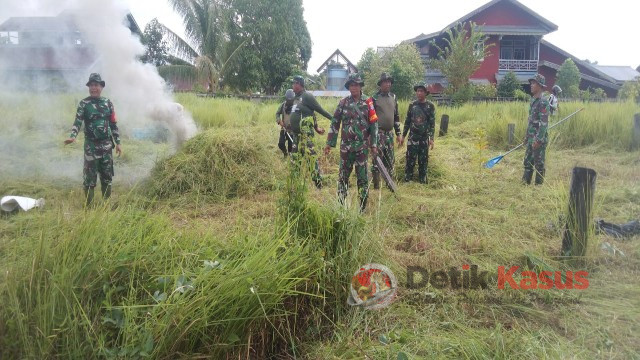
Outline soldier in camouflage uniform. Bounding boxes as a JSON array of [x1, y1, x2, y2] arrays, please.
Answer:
[[369, 73, 401, 189], [324, 73, 378, 212], [522, 74, 550, 185], [289, 75, 330, 188], [275, 89, 295, 157], [400, 83, 435, 184], [64, 73, 122, 205]]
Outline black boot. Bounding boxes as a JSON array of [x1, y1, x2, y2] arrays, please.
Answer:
[[372, 172, 380, 189], [521, 169, 533, 185], [534, 169, 545, 185], [84, 187, 95, 207], [102, 183, 112, 199], [419, 172, 427, 184]]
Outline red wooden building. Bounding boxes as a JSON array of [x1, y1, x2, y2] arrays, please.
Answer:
[[407, 0, 621, 97]]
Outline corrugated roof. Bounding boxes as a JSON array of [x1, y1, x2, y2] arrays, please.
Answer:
[[593, 65, 640, 82], [309, 90, 350, 98], [478, 25, 549, 35]]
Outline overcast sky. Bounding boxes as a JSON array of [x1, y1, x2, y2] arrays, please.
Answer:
[[128, 0, 638, 73]]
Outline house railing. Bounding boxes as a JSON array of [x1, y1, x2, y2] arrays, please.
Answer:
[[499, 59, 538, 71]]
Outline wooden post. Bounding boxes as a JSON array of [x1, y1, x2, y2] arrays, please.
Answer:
[[507, 123, 515, 145], [632, 113, 640, 150], [562, 167, 597, 257], [439, 114, 449, 136]]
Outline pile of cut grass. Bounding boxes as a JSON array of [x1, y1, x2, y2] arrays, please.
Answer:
[[146, 128, 283, 200]]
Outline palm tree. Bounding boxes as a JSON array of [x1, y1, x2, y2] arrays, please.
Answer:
[[159, 0, 245, 92]]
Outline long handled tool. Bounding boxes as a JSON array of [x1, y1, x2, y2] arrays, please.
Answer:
[[484, 108, 584, 169], [375, 156, 399, 198]]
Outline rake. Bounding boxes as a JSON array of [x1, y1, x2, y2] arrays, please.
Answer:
[[484, 108, 584, 169]]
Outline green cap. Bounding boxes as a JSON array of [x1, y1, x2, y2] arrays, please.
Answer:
[[344, 73, 364, 89], [528, 74, 546, 88], [86, 73, 105, 87], [292, 75, 305, 87]]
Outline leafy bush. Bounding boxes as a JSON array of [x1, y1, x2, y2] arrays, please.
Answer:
[[497, 71, 520, 98], [474, 83, 497, 98], [514, 89, 530, 101]]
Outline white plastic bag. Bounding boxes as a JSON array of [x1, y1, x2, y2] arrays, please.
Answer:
[[0, 196, 45, 212]]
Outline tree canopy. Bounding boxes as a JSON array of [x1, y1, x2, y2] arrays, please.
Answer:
[[430, 22, 490, 103], [159, 0, 311, 94], [141, 18, 169, 66], [556, 58, 581, 98], [357, 44, 424, 100]]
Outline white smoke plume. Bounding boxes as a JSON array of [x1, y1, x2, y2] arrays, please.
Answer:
[[0, 0, 197, 185], [69, 0, 197, 145]]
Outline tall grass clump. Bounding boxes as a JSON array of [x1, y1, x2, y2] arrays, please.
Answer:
[[277, 124, 383, 326], [482, 101, 640, 150], [146, 128, 283, 200], [174, 94, 276, 128], [0, 200, 320, 358]]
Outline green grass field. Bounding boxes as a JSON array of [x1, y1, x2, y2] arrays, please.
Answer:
[[1, 93, 639, 359]]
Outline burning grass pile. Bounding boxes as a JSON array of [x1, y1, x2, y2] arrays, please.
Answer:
[[147, 128, 283, 200]]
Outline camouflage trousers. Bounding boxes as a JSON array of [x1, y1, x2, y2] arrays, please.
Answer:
[[338, 147, 369, 210], [405, 140, 429, 183], [372, 130, 395, 177], [83, 139, 114, 189], [523, 140, 546, 174], [291, 117, 321, 186]]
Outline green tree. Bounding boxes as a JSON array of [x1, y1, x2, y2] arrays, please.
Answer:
[[497, 71, 520, 98], [222, 0, 311, 94], [359, 44, 423, 100], [556, 58, 581, 98], [160, 0, 235, 93], [618, 77, 640, 101], [141, 18, 169, 66], [356, 48, 379, 83], [431, 22, 491, 103]]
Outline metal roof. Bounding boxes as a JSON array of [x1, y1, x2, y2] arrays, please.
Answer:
[[540, 40, 618, 85], [477, 25, 549, 36], [316, 49, 357, 74], [539, 60, 621, 90], [592, 65, 640, 82], [308, 90, 350, 98], [496, 72, 536, 84]]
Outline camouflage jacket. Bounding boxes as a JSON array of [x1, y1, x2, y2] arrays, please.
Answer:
[[290, 91, 332, 134], [526, 95, 550, 144], [327, 94, 378, 151], [402, 100, 435, 142], [70, 96, 120, 145], [371, 91, 401, 135]]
